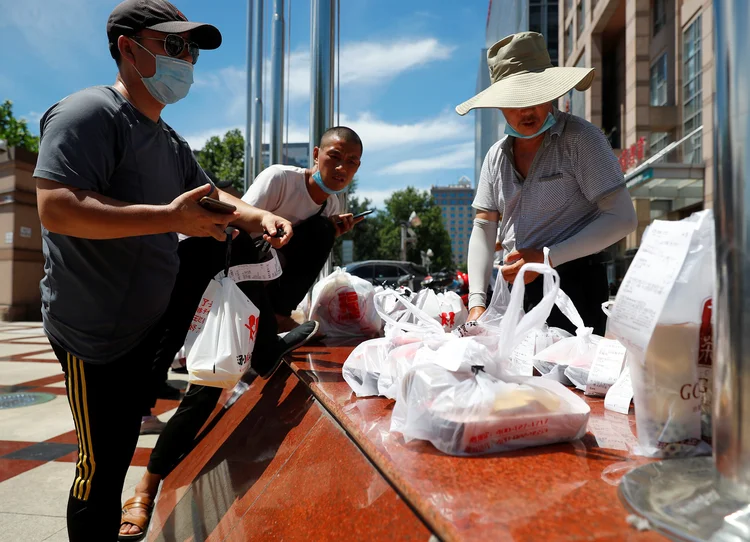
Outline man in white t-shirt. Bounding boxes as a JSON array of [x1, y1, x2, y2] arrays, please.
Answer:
[[242, 126, 364, 331]]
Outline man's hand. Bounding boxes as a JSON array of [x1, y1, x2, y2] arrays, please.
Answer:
[[330, 213, 364, 237], [169, 184, 239, 242], [467, 306, 486, 322], [501, 248, 548, 284], [260, 213, 293, 248]]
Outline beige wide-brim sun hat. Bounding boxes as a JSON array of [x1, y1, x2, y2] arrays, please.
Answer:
[[456, 32, 595, 115]]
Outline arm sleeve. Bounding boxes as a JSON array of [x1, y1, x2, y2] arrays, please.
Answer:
[[468, 218, 499, 309], [573, 125, 626, 203], [548, 186, 637, 266], [240, 166, 284, 211], [33, 91, 118, 192]]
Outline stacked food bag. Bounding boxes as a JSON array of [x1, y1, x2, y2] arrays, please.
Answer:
[[343, 260, 593, 456]]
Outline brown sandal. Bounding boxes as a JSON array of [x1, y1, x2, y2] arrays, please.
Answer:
[[119, 495, 154, 541]]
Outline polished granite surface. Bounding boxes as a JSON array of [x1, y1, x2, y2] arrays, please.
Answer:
[[286, 341, 667, 542], [148, 362, 431, 542]]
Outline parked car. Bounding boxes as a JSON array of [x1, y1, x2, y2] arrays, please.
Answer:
[[343, 260, 428, 292]]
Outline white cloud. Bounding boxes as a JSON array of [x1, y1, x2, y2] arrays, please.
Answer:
[[379, 141, 474, 175], [183, 122, 309, 151], [0, 0, 99, 64], [354, 188, 398, 211], [194, 37, 455, 119], [23, 111, 43, 125], [341, 111, 471, 152]]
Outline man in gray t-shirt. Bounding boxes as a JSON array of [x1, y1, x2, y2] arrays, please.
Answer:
[[33, 1, 292, 539]]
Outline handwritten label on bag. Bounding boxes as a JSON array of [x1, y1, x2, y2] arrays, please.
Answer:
[[220, 249, 283, 283], [608, 220, 694, 357], [604, 364, 634, 414], [510, 333, 536, 376], [585, 339, 627, 396]]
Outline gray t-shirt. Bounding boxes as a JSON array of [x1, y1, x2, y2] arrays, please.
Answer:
[[33, 86, 212, 363], [473, 109, 625, 260]]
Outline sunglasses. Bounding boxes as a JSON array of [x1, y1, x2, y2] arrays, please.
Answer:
[[134, 34, 200, 64]]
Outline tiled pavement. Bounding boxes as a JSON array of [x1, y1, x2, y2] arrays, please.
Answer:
[[0, 322, 185, 542]]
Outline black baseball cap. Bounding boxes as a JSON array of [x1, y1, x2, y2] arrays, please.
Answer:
[[107, 0, 222, 59]]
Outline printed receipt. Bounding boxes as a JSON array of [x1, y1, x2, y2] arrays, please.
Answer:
[[585, 339, 627, 396], [510, 333, 536, 376], [608, 220, 694, 356], [216, 250, 283, 283], [604, 364, 634, 414]]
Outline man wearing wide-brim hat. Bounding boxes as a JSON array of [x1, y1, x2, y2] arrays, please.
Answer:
[[460, 32, 637, 334]]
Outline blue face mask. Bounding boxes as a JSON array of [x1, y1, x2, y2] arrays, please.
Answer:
[[131, 39, 194, 105], [504, 113, 556, 139], [312, 170, 349, 195]]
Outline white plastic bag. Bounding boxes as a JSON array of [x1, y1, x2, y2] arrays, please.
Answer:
[[532, 250, 602, 386], [185, 275, 260, 389], [435, 291, 468, 331], [390, 262, 591, 456], [308, 269, 381, 337], [609, 210, 714, 457], [454, 267, 518, 338], [342, 337, 392, 397], [391, 356, 590, 456]]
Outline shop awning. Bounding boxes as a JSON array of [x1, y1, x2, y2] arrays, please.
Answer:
[[625, 126, 704, 210]]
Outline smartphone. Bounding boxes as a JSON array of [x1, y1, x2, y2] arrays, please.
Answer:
[[199, 196, 236, 214], [353, 209, 375, 219]]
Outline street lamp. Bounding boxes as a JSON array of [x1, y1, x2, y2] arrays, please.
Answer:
[[400, 211, 421, 262], [421, 248, 434, 273]]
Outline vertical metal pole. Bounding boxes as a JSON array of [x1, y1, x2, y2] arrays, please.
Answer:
[[309, 0, 334, 161], [269, 0, 285, 165], [250, 0, 264, 180], [712, 0, 750, 501], [243, 0, 254, 191], [310, 0, 335, 276]]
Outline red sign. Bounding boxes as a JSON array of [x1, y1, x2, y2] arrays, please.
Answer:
[[619, 137, 648, 172]]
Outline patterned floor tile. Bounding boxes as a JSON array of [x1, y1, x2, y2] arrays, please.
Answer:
[[0, 395, 74, 442], [0, 462, 147, 517], [0, 512, 67, 542], [0, 458, 46, 484], [0, 361, 62, 387], [3, 442, 78, 462]]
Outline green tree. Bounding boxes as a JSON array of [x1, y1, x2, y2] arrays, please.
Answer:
[[378, 187, 453, 269], [0, 100, 39, 153], [332, 179, 386, 266], [194, 129, 245, 192]]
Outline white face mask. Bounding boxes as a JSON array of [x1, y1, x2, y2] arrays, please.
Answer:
[[130, 39, 194, 104]]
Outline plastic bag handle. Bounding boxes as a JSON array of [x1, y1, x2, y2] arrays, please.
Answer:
[[373, 289, 444, 334], [543, 248, 586, 330], [497, 262, 560, 361], [479, 265, 511, 321]]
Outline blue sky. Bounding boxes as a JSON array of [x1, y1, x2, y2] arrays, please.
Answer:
[[0, 0, 489, 209]]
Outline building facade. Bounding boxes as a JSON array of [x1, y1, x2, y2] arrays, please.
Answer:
[[561, 0, 714, 249], [476, 0, 561, 185], [261, 142, 310, 169], [431, 177, 476, 267]]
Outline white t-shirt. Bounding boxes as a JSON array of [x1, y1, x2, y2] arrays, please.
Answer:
[[241, 165, 341, 236]]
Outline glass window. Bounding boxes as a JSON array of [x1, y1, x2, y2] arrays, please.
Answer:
[[650, 53, 668, 106], [349, 265, 373, 280], [682, 15, 703, 164], [577, 1, 585, 39], [653, 0, 666, 36], [375, 265, 400, 279], [565, 23, 573, 60], [530, 4, 542, 34], [650, 132, 670, 162]]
